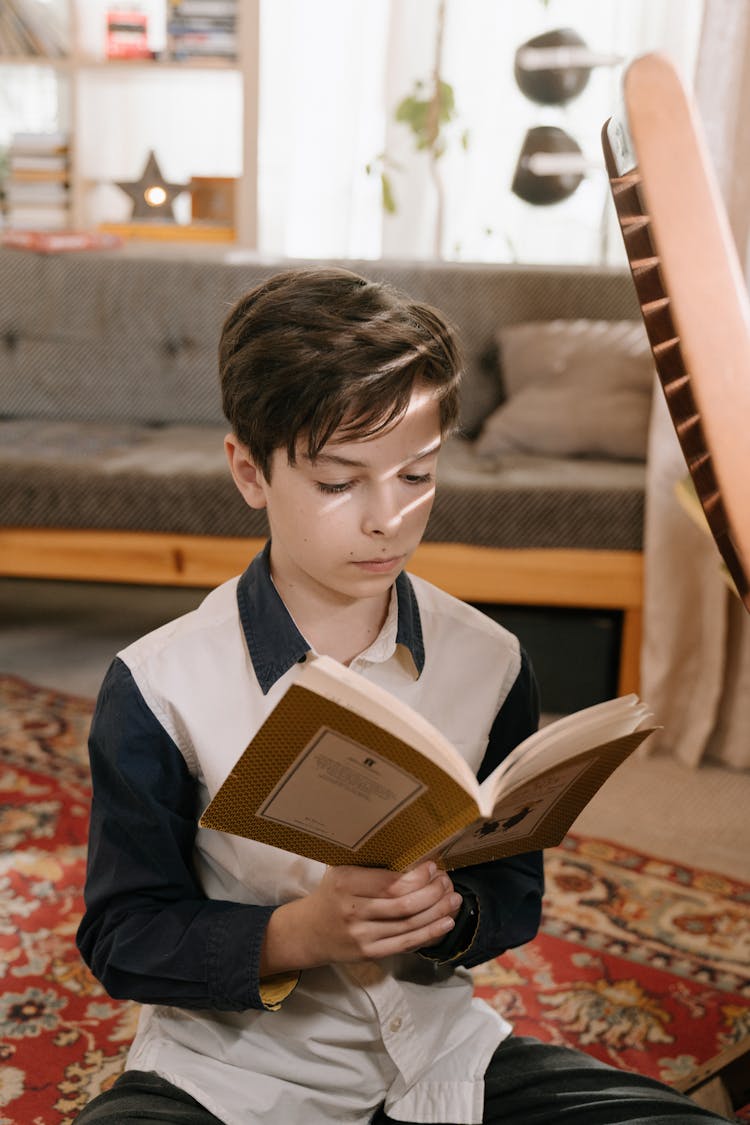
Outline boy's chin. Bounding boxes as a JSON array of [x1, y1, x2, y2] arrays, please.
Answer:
[[335, 563, 406, 599]]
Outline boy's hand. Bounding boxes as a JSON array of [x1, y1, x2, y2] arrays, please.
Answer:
[[261, 861, 462, 975]]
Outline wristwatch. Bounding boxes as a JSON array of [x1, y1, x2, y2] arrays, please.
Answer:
[[419, 890, 479, 962]]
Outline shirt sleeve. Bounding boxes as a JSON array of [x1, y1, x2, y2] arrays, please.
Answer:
[[432, 647, 545, 969], [76, 657, 296, 1011]]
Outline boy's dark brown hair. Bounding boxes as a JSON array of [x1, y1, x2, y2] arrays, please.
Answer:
[[219, 267, 463, 478]]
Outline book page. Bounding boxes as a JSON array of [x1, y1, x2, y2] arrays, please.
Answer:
[[301, 656, 478, 794], [443, 759, 590, 862], [258, 726, 427, 850], [482, 695, 653, 808]]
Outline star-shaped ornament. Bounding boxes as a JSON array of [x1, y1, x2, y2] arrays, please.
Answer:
[[115, 150, 189, 221]]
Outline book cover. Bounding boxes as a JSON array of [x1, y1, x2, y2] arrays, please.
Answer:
[[7, 181, 70, 203], [5, 208, 70, 230], [106, 10, 151, 60], [9, 167, 70, 183], [0, 230, 124, 253], [10, 131, 69, 154], [200, 655, 655, 871]]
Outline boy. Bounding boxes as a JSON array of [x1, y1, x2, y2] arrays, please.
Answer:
[[76, 268, 729, 1124]]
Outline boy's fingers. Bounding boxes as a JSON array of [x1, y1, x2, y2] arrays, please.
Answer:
[[348, 879, 460, 926], [388, 862, 449, 898], [380, 892, 461, 938], [368, 910, 458, 958], [338, 890, 459, 959], [377, 879, 459, 922], [332, 861, 441, 900]]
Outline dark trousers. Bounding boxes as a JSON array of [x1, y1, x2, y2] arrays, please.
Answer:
[[74, 1038, 734, 1124]]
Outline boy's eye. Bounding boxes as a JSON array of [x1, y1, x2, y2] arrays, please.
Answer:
[[316, 480, 352, 495], [315, 472, 433, 494]]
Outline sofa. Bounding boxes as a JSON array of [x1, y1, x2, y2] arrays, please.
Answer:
[[0, 246, 646, 693]]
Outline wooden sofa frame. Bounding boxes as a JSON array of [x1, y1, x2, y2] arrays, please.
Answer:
[[0, 528, 643, 696]]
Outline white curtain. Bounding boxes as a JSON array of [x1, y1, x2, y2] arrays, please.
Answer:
[[640, 0, 750, 769]]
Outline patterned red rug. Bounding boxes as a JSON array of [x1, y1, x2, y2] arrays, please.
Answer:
[[1, 672, 749, 1124]]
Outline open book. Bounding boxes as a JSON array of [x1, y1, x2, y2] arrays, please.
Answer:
[[200, 655, 655, 871]]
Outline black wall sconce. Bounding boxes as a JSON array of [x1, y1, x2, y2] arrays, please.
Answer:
[[511, 125, 587, 205], [514, 28, 621, 106], [511, 28, 622, 206]]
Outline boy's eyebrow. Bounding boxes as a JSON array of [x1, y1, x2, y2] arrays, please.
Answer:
[[310, 439, 442, 470]]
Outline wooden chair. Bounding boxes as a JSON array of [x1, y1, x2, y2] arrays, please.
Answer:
[[602, 51, 750, 1116], [602, 51, 750, 610]]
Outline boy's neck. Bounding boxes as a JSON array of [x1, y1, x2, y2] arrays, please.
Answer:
[[272, 572, 392, 666]]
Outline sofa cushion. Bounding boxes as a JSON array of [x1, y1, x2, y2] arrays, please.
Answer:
[[475, 319, 655, 461], [0, 251, 640, 428], [0, 420, 267, 539], [0, 422, 645, 552], [433, 437, 644, 549]]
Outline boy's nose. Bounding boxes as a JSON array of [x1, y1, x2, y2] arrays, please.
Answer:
[[362, 487, 404, 537]]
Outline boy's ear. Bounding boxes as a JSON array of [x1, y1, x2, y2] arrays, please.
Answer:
[[224, 434, 268, 510]]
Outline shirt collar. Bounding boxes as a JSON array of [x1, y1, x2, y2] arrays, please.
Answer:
[[236, 542, 425, 693], [394, 563, 425, 676]]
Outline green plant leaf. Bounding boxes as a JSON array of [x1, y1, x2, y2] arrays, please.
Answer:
[[437, 80, 456, 123], [381, 172, 397, 214], [395, 93, 430, 138], [395, 78, 458, 150]]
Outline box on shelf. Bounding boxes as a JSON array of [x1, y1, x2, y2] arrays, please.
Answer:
[[189, 176, 236, 225], [106, 9, 152, 60]]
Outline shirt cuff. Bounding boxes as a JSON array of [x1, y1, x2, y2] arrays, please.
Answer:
[[258, 971, 300, 1010], [418, 892, 479, 963]]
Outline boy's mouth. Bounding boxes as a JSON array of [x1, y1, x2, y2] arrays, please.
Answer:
[[352, 556, 405, 573]]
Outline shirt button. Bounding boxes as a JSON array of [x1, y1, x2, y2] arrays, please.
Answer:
[[389, 1017, 402, 1033]]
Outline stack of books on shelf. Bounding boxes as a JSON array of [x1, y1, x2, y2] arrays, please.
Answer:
[[167, 0, 237, 63], [5, 132, 71, 231], [0, 0, 67, 57]]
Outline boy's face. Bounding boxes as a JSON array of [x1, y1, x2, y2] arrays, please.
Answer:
[[226, 383, 442, 605]]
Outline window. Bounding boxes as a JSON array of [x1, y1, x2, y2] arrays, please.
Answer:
[[258, 0, 704, 264]]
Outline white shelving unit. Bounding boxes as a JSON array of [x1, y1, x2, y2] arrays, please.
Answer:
[[0, 0, 259, 245]]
